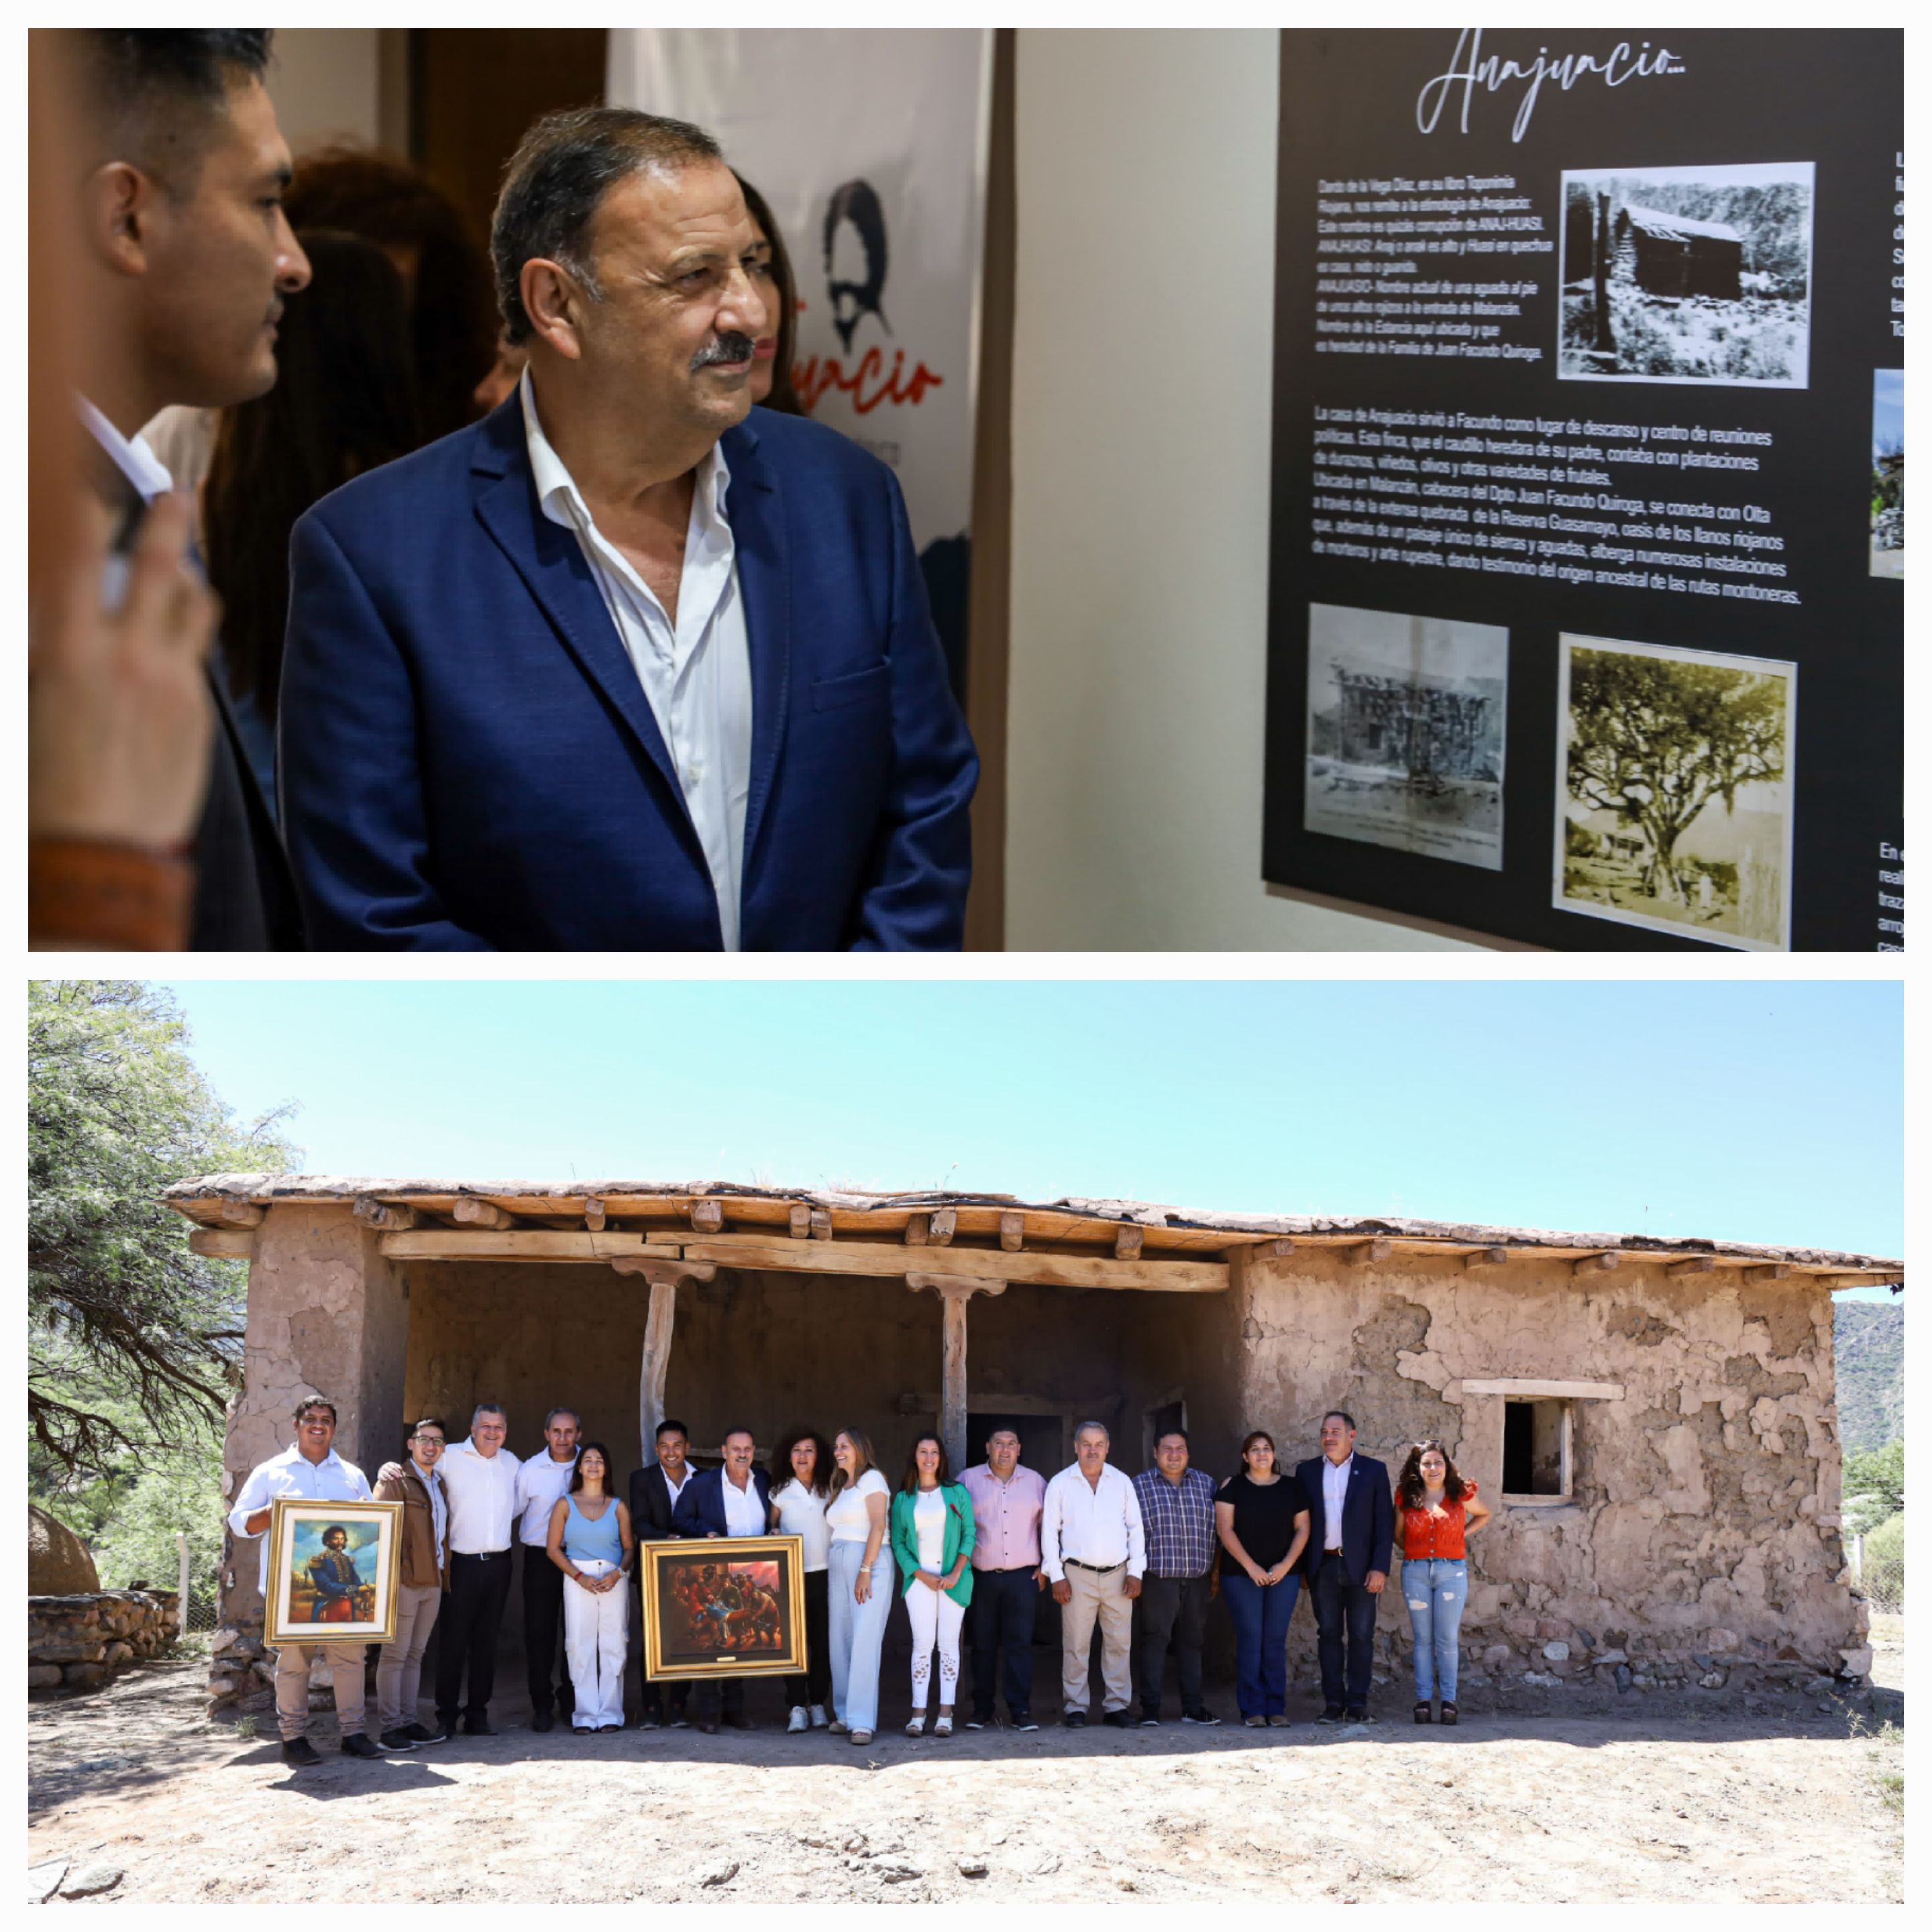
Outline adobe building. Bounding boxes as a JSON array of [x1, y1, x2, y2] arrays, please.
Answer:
[[165, 1176, 1901, 1713]]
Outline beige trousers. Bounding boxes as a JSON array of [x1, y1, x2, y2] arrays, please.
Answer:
[[375, 1582, 443, 1732], [1060, 1562, 1135, 1714], [274, 1639, 367, 1741]]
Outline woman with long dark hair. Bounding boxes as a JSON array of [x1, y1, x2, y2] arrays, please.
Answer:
[[890, 1434, 975, 1736], [545, 1441, 633, 1732], [735, 173, 804, 415], [1393, 1439, 1490, 1724], [768, 1426, 835, 1731], [1214, 1430, 1311, 1727]]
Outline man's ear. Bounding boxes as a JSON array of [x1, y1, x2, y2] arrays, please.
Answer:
[[521, 258, 588, 361], [81, 161, 160, 278]]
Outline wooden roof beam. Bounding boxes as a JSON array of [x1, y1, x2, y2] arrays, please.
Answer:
[[905, 1209, 957, 1247], [1000, 1212, 1026, 1252], [1463, 1246, 1510, 1271], [453, 1197, 518, 1230], [1344, 1239, 1392, 1267], [354, 1195, 419, 1232], [690, 1199, 724, 1234], [1666, 1256, 1715, 1278], [217, 1199, 264, 1227], [584, 1197, 606, 1232], [1114, 1224, 1144, 1261], [1573, 1252, 1619, 1277], [681, 1234, 1227, 1293]]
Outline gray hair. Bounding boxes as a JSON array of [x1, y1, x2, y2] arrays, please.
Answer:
[[472, 1403, 507, 1428], [543, 1407, 580, 1432], [1073, 1421, 1111, 1444], [490, 105, 724, 344]]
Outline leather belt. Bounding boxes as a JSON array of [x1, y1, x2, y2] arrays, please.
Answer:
[[1064, 1558, 1124, 1572]]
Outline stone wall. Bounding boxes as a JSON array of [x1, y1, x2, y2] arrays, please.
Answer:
[[28, 1590, 180, 1691], [1235, 1248, 1870, 1694]]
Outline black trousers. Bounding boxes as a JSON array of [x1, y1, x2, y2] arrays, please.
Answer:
[[782, 1568, 833, 1709], [436, 1550, 513, 1723], [1310, 1550, 1379, 1708], [967, 1565, 1038, 1718], [635, 1566, 689, 1726], [1134, 1572, 1212, 1715], [523, 1550, 574, 1718]]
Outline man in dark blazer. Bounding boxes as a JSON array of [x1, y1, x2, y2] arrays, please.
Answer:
[[280, 106, 976, 951], [672, 1428, 773, 1732], [629, 1417, 696, 1730], [1295, 1409, 1395, 1722]]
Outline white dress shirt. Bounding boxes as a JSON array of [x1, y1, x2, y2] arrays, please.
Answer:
[[1040, 1462, 1146, 1581], [80, 397, 174, 502], [439, 1439, 523, 1553], [721, 1470, 765, 1538], [520, 368, 753, 949], [515, 1448, 581, 1546], [769, 1480, 830, 1572], [227, 1442, 372, 1594], [1322, 1453, 1354, 1550]]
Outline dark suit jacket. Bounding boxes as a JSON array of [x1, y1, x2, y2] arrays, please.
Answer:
[[629, 1462, 692, 1544], [280, 397, 978, 950], [1293, 1454, 1395, 1584], [670, 1466, 773, 1540]]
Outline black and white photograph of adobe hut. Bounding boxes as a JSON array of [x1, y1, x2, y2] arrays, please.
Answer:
[[168, 1177, 1900, 1713]]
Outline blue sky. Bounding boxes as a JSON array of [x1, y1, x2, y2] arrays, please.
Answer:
[[1872, 368, 1902, 455], [154, 979, 1902, 1293]]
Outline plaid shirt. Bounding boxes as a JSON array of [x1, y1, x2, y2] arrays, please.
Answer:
[[1132, 1466, 1218, 1578]]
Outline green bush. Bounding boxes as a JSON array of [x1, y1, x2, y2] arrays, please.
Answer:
[[1862, 1511, 1904, 1613]]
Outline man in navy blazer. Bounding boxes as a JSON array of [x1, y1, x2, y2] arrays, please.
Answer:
[[279, 106, 975, 951], [1294, 1410, 1395, 1721], [670, 1428, 773, 1731]]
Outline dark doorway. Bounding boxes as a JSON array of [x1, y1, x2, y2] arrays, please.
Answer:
[[409, 30, 608, 250]]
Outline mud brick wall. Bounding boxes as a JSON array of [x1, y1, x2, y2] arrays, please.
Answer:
[[28, 1590, 180, 1691]]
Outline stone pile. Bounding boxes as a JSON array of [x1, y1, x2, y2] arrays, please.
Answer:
[[206, 1614, 276, 1713], [28, 1589, 179, 1690]]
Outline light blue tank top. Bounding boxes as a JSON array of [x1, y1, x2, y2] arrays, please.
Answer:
[[564, 1495, 623, 1565]]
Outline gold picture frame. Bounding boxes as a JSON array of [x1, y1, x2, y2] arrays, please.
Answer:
[[642, 1535, 807, 1682], [263, 1496, 405, 1646]]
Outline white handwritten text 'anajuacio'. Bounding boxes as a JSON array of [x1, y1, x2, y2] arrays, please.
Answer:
[[1415, 29, 1686, 144]]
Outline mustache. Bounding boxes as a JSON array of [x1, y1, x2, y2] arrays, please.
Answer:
[[690, 331, 756, 371]]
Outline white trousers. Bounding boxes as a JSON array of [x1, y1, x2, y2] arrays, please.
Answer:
[[563, 1560, 628, 1729], [906, 1582, 965, 1709]]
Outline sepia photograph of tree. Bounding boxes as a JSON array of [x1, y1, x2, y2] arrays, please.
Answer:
[[1554, 635, 1795, 951]]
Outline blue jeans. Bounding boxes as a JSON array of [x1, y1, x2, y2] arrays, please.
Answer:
[[1220, 1568, 1301, 1717], [827, 1542, 894, 1733], [1401, 1558, 1468, 1701]]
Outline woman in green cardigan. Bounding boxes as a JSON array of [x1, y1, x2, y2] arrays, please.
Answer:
[[890, 1434, 976, 1736]]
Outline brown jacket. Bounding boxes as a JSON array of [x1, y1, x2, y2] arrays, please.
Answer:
[[374, 1460, 452, 1591]]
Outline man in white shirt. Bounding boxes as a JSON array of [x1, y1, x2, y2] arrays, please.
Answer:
[[227, 1397, 378, 1768], [1040, 1422, 1146, 1729], [515, 1406, 581, 1732], [434, 1403, 522, 1735]]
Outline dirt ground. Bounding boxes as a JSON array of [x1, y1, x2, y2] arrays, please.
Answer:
[[30, 1640, 1904, 1905]]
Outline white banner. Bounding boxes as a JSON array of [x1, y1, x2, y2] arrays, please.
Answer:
[[608, 29, 991, 564]]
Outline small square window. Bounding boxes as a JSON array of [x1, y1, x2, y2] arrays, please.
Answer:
[[1502, 1397, 1572, 1501]]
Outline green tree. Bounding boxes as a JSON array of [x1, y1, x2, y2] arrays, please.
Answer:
[[28, 981, 296, 1485], [1567, 649, 1785, 904], [1843, 1438, 1904, 1536]]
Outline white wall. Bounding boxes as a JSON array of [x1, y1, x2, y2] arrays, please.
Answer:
[[267, 28, 380, 155], [1005, 31, 1491, 951]]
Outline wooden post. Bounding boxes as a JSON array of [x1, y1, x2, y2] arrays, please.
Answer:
[[612, 1258, 718, 1454], [907, 1274, 1007, 1474]]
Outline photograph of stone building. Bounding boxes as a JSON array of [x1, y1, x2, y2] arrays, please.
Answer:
[[169, 1175, 1898, 1710]]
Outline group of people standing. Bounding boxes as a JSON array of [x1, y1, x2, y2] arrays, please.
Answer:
[[229, 1398, 1491, 1769]]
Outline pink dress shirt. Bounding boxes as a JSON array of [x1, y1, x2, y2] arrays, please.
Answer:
[[961, 1462, 1046, 1570]]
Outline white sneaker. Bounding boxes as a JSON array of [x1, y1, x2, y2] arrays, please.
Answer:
[[787, 1706, 809, 1734], [809, 1705, 829, 1729]]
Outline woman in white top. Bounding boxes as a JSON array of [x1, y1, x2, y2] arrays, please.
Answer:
[[767, 1426, 834, 1733], [822, 1427, 893, 1746]]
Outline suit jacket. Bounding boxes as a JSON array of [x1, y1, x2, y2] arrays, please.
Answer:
[[279, 398, 978, 950], [629, 1462, 694, 1544], [372, 1458, 452, 1591], [670, 1465, 773, 1540], [1293, 1454, 1395, 1584]]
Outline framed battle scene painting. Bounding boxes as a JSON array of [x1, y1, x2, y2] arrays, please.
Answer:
[[643, 1536, 806, 1681], [263, 1497, 405, 1646]]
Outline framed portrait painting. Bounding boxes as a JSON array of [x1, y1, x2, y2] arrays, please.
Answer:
[[643, 1536, 807, 1682], [263, 1496, 405, 1646]]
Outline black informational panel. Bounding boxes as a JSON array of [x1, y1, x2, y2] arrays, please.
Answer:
[[1263, 30, 1902, 950]]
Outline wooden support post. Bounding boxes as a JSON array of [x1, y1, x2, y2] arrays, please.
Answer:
[[810, 1208, 833, 1241], [999, 1212, 1025, 1252], [1114, 1224, 1144, 1261], [452, 1198, 513, 1229], [217, 1199, 265, 1227], [354, 1195, 418, 1232], [1344, 1239, 1392, 1267], [611, 1258, 718, 1454], [907, 1274, 1007, 1475], [689, 1199, 724, 1234], [1743, 1264, 1792, 1284], [1666, 1256, 1715, 1277], [584, 1197, 606, 1232], [1463, 1246, 1510, 1271], [789, 1204, 811, 1239], [1573, 1252, 1620, 1276]]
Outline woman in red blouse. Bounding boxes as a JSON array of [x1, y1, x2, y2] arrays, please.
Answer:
[[1395, 1441, 1491, 1724]]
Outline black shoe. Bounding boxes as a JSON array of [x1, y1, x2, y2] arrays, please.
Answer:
[[341, 1733, 383, 1758], [280, 1737, 322, 1769], [1063, 1710, 1087, 1729], [1138, 1711, 1162, 1727], [1318, 1705, 1344, 1724], [379, 1729, 418, 1751], [697, 1716, 719, 1735], [407, 1721, 446, 1746], [722, 1711, 753, 1731], [1413, 1701, 1433, 1725], [1102, 1709, 1132, 1729], [464, 1717, 498, 1737], [965, 1714, 990, 1731], [1440, 1702, 1458, 1726], [1013, 1714, 1039, 1732], [531, 1710, 555, 1733], [1344, 1707, 1371, 1724], [1181, 1709, 1221, 1727]]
